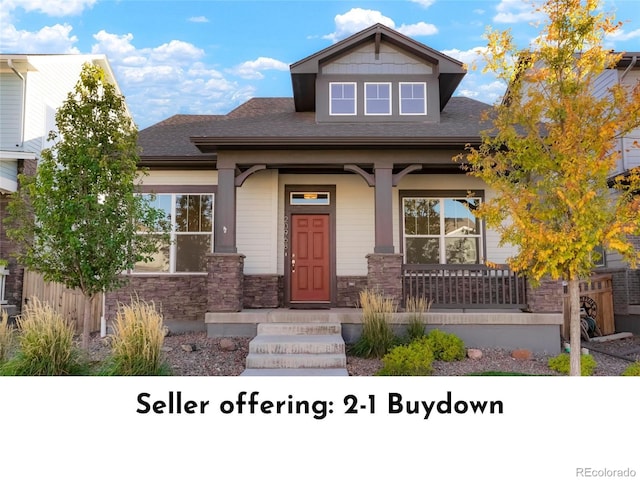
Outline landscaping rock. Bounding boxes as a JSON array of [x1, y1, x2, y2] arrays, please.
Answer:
[[162, 326, 171, 337], [511, 349, 533, 360], [181, 343, 197, 352], [219, 338, 237, 352], [161, 346, 173, 353], [467, 348, 483, 360]]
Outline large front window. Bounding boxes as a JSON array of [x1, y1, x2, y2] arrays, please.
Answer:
[[135, 193, 214, 273], [403, 196, 481, 264]]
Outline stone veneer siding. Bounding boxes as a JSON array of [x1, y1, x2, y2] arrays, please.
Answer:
[[243, 275, 282, 308], [0, 159, 37, 311], [105, 275, 208, 329], [337, 276, 368, 307], [526, 278, 564, 313], [207, 253, 245, 312], [366, 253, 403, 305]]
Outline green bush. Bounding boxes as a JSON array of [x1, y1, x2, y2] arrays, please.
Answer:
[[0, 310, 16, 363], [376, 337, 434, 376], [425, 329, 466, 362], [100, 299, 170, 376], [0, 298, 87, 376], [547, 353, 597, 376], [621, 362, 640, 376], [351, 289, 397, 358]]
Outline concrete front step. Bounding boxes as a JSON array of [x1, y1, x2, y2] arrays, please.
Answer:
[[257, 322, 341, 336], [249, 334, 345, 355], [241, 368, 349, 376], [246, 353, 347, 369]]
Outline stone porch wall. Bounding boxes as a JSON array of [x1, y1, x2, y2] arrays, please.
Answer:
[[526, 278, 564, 313], [105, 274, 208, 331], [366, 253, 403, 305], [243, 275, 282, 308], [337, 276, 368, 308]]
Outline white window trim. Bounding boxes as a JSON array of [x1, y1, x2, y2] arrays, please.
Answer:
[[364, 82, 392, 116], [402, 196, 482, 264], [134, 192, 215, 274], [399, 82, 427, 116], [329, 82, 357, 116]]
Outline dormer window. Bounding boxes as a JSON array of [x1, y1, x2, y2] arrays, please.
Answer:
[[365, 82, 391, 115], [329, 82, 356, 115], [399, 82, 427, 115]]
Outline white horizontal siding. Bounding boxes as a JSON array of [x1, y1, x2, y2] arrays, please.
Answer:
[[0, 73, 24, 150], [0, 159, 18, 183], [139, 170, 218, 186], [237, 169, 278, 274]]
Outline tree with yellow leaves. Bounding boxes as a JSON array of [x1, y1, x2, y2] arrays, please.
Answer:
[[461, 0, 640, 375]]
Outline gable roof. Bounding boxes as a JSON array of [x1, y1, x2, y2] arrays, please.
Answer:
[[289, 23, 466, 112]]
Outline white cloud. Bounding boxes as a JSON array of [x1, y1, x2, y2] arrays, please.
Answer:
[[323, 8, 395, 42], [607, 28, 640, 42], [442, 46, 488, 67], [228, 57, 290, 79], [397, 21, 438, 37], [493, 0, 543, 24], [1, 0, 96, 17], [410, 0, 435, 7], [0, 23, 79, 53], [188, 16, 209, 23]]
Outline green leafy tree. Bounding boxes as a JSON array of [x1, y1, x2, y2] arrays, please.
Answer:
[[5, 63, 167, 349], [460, 0, 640, 375]]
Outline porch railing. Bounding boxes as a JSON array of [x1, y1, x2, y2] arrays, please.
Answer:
[[403, 264, 527, 309]]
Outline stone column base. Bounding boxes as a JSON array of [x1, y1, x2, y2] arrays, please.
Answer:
[[207, 253, 245, 312], [366, 253, 403, 305]]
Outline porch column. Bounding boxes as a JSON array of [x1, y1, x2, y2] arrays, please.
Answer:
[[206, 253, 245, 312], [374, 165, 394, 253], [215, 164, 237, 253], [366, 253, 403, 305]]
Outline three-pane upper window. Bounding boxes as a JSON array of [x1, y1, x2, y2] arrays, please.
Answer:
[[399, 82, 427, 115], [364, 82, 391, 115], [330, 82, 356, 115], [329, 81, 427, 116]]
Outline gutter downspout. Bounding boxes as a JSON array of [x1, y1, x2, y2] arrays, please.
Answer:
[[619, 55, 638, 172], [7, 59, 26, 149]]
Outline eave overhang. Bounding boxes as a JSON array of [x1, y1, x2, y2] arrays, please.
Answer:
[[138, 155, 216, 169]]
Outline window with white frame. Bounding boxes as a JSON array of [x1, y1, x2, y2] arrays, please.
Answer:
[[364, 82, 391, 115], [329, 82, 356, 115], [399, 82, 427, 115], [403, 196, 482, 264], [134, 193, 214, 273]]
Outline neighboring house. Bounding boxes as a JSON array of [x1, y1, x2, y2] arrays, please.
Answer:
[[0, 54, 125, 312], [107, 24, 556, 335], [595, 53, 640, 320]]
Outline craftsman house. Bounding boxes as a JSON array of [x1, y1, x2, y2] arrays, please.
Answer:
[[103, 23, 567, 352]]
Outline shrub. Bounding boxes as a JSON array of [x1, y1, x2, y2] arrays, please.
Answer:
[[404, 296, 432, 342], [351, 289, 397, 358], [101, 299, 169, 375], [376, 337, 434, 376], [0, 310, 16, 363], [547, 353, 597, 376], [0, 298, 87, 376], [425, 329, 466, 362], [622, 362, 640, 376]]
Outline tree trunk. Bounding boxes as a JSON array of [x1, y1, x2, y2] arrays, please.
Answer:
[[568, 278, 581, 376], [81, 294, 95, 350]]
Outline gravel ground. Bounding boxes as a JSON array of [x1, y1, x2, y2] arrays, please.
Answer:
[[83, 331, 640, 376]]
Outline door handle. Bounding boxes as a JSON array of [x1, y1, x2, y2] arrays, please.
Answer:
[[291, 258, 296, 273]]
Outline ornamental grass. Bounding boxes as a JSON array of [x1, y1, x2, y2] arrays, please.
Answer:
[[101, 299, 169, 376], [0, 298, 87, 376], [0, 310, 16, 364], [351, 289, 397, 358]]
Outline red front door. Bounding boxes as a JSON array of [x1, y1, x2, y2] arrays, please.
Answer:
[[290, 214, 330, 303]]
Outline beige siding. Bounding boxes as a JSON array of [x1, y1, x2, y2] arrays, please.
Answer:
[[0, 72, 24, 150], [139, 170, 218, 185], [237, 169, 278, 274]]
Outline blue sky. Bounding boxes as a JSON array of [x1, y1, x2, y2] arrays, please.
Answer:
[[1, 0, 639, 129]]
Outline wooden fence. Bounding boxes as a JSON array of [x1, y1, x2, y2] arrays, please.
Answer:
[[563, 274, 615, 338], [22, 270, 103, 334]]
